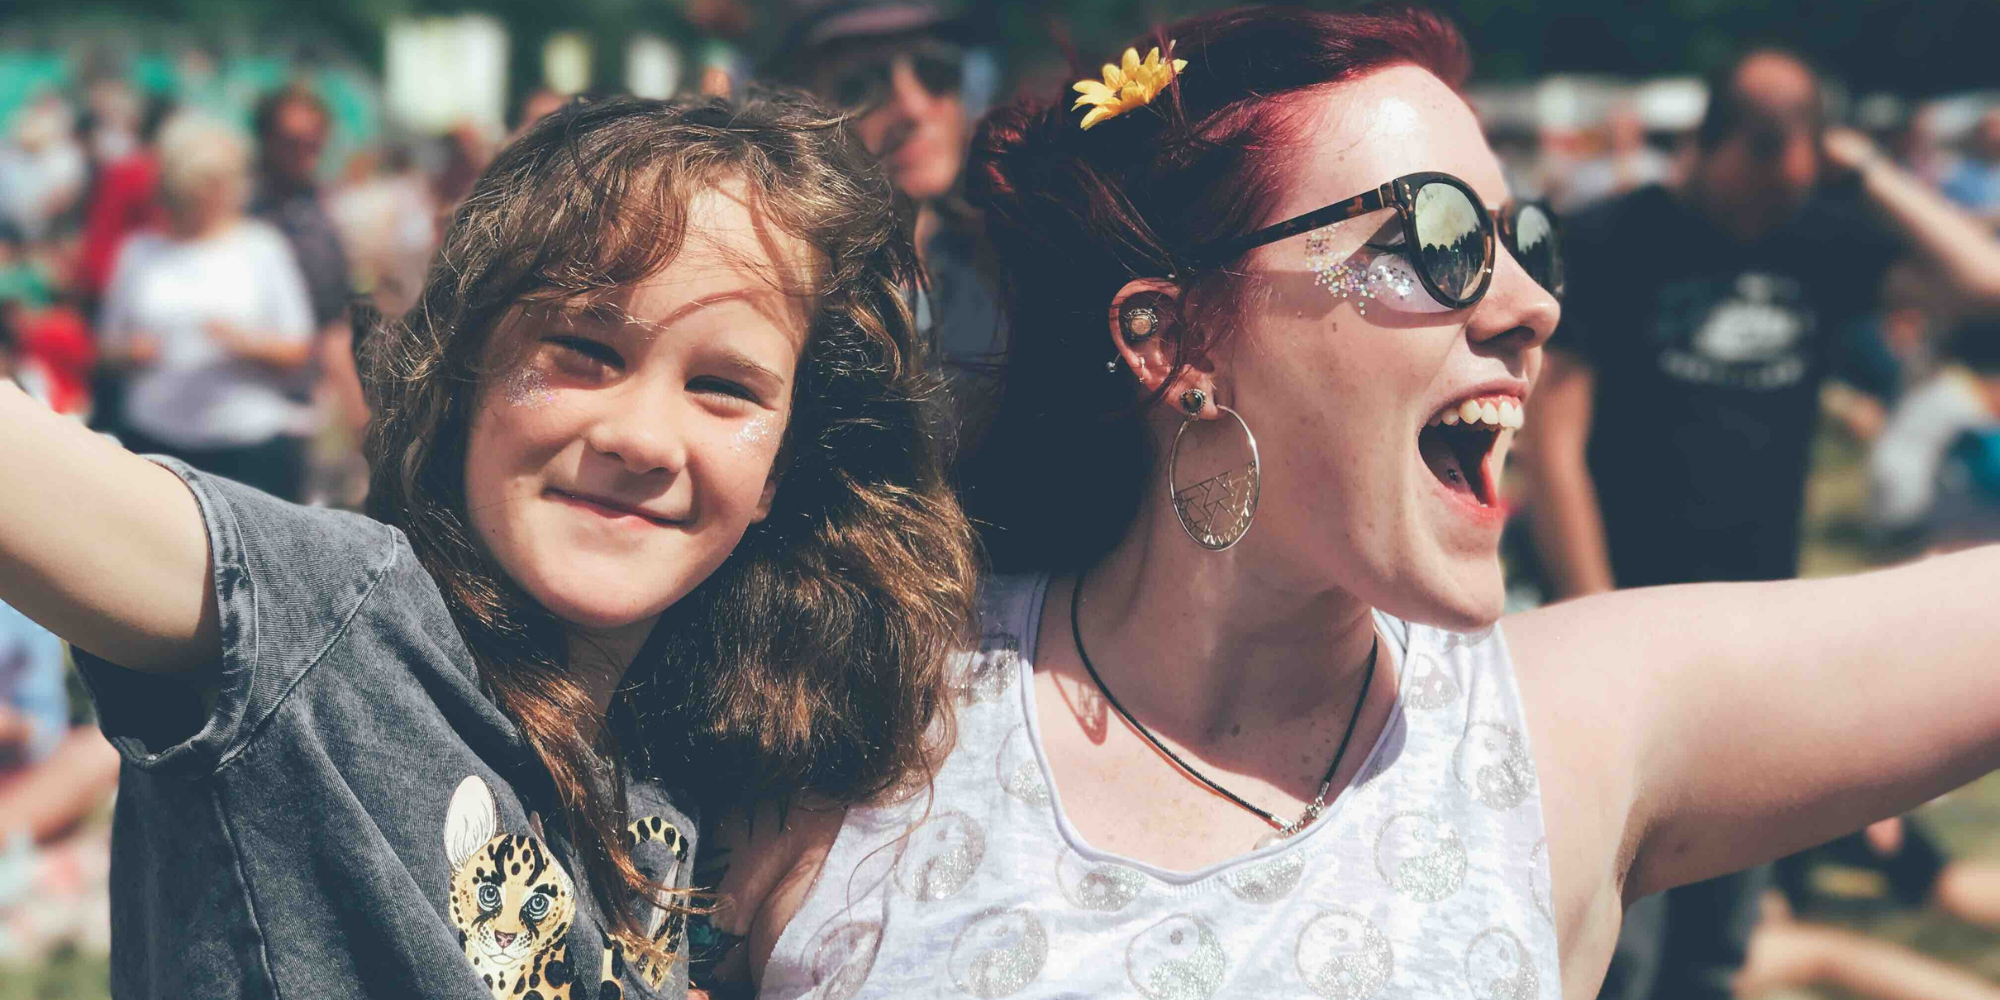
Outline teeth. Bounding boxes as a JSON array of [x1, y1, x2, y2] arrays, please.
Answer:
[[1426, 395, 1528, 429]]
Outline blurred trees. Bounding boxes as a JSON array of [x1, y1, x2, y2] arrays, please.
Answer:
[[986, 0, 2000, 95], [8, 0, 2000, 96]]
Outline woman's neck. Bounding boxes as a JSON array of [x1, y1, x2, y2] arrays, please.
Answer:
[[169, 212, 236, 242], [1068, 500, 1379, 737]]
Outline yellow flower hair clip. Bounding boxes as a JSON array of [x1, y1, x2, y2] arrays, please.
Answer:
[[1072, 43, 1188, 131]]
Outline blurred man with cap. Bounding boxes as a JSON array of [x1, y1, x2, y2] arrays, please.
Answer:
[[1521, 48, 2000, 1000], [769, 1, 1006, 439]]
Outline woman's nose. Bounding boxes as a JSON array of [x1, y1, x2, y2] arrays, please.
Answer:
[[1468, 245, 1559, 351]]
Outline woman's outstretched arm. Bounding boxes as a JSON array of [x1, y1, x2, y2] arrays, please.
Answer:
[[0, 380, 215, 672], [1507, 546, 2000, 901]]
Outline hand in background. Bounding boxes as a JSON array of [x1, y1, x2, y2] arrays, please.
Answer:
[[204, 319, 253, 357], [204, 320, 311, 371], [104, 335, 159, 369], [1823, 127, 1887, 176]]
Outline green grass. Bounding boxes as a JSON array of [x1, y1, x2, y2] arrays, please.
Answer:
[[0, 947, 109, 1000]]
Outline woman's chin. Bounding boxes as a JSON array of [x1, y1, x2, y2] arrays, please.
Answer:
[[1384, 560, 1507, 634], [1424, 598, 1504, 635]]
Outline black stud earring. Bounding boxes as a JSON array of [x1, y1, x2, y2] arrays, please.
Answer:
[[1180, 388, 1207, 416]]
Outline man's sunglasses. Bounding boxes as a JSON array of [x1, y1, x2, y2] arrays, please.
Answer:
[[1187, 171, 1564, 308], [826, 43, 965, 111]]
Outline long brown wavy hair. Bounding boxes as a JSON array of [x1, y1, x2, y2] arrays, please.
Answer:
[[359, 92, 978, 956]]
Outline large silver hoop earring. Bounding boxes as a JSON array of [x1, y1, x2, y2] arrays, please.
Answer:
[[1168, 403, 1260, 551]]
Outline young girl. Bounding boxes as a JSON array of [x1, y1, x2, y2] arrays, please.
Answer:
[[0, 93, 976, 999], [713, 9, 2000, 999]]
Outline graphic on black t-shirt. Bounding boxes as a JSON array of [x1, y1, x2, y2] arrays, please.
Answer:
[[1653, 272, 1816, 391], [443, 776, 689, 1000]]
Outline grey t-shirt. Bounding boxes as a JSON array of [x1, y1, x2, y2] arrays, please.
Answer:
[[75, 460, 697, 1000]]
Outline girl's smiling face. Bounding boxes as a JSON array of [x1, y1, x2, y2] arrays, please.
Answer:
[[465, 181, 814, 639]]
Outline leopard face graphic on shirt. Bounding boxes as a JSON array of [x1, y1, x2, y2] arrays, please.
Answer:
[[443, 776, 582, 999], [442, 776, 691, 1000]]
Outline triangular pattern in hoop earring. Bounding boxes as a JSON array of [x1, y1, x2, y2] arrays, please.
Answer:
[[1168, 403, 1260, 550]]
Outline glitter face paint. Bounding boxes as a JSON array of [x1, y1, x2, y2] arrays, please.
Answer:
[[730, 414, 780, 455], [503, 364, 556, 409], [1304, 225, 1454, 316]]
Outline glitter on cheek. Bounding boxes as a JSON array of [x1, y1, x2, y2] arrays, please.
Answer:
[[730, 414, 780, 455], [502, 364, 557, 409], [1304, 226, 1455, 316]]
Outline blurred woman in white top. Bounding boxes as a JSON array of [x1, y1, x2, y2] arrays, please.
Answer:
[[97, 114, 315, 499]]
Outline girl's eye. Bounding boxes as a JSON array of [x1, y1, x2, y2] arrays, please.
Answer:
[[689, 376, 759, 403], [546, 336, 623, 373]]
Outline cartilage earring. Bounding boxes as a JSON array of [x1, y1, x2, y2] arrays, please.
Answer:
[[1121, 305, 1160, 341], [1168, 399, 1260, 551]]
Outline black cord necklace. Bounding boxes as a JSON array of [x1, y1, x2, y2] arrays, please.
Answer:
[[1069, 569, 1378, 839]]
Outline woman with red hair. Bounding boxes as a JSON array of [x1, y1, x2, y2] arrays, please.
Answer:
[[705, 7, 2000, 998]]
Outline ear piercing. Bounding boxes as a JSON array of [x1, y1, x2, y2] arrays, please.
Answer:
[[1121, 305, 1160, 341]]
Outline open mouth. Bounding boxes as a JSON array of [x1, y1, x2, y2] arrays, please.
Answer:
[[1417, 395, 1523, 507]]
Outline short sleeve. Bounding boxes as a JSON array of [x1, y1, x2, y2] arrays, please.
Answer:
[[250, 225, 316, 344], [1806, 191, 1906, 308], [95, 234, 156, 347], [74, 458, 401, 776]]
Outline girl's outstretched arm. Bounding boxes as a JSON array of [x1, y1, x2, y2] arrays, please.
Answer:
[[1508, 545, 2000, 901], [0, 380, 216, 672]]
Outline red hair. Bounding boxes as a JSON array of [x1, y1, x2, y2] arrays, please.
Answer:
[[961, 4, 1471, 574]]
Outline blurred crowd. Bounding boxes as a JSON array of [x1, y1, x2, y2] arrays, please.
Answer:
[[3, 2, 2000, 997]]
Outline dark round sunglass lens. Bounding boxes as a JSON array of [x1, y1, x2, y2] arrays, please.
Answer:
[[1412, 182, 1489, 303], [1510, 204, 1563, 297], [831, 65, 890, 109], [912, 52, 964, 97]]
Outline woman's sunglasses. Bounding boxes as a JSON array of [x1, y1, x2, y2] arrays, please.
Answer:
[[1187, 171, 1564, 308], [826, 43, 965, 111]]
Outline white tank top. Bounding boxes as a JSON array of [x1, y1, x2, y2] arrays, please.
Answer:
[[761, 573, 1560, 1000]]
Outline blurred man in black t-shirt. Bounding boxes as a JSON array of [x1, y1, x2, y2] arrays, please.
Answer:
[[1528, 51, 2000, 594], [1520, 50, 2000, 1000]]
